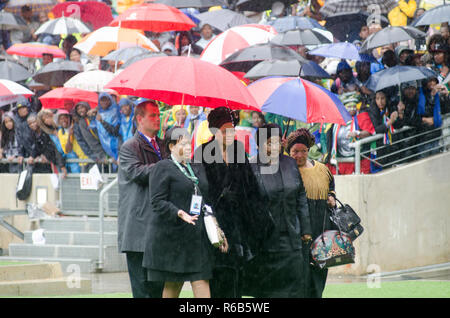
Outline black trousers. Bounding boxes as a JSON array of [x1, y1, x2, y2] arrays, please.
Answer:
[[302, 242, 328, 298], [125, 251, 164, 298]]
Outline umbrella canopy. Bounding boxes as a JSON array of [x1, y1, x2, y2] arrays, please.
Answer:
[[33, 60, 83, 87], [411, 4, 450, 27], [109, 3, 196, 32], [0, 11, 28, 31], [200, 24, 277, 65], [324, 11, 389, 42], [63, 70, 116, 92], [320, 0, 397, 18], [51, 1, 113, 31], [247, 76, 351, 125], [5, 1, 55, 18], [39, 87, 98, 109], [120, 52, 168, 69], [360, 26, 427, 52], [154, 0, 226, 8], [266, 16, 326, 33], [365, 66, 438, 92], [0, 79, 34, 107], [0, 61, 33, 82], [102, 46, 152, 62], [105, 56, 260, 110], [74, 27, 159, 57], [245, 60, 330, 80], [196, 9, 251, 32], [35, 16, 91, 35], [6, 42, 66, 59], [308, 42, 362, 61], [219, 43, 307, 72], [236, 0, 298, 12], [270, 29, 332, 46]]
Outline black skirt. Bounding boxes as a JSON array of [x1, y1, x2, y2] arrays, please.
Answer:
[[242, 250, 306, 298]]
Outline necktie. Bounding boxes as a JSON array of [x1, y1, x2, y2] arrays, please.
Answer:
[[151, 138, 159, 152]]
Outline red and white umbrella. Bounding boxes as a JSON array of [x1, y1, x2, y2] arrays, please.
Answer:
[[6, 42, 66, 58], [0, 79, 34, 107], [200, 24, 277, 65], [39, 87, 98, 110]]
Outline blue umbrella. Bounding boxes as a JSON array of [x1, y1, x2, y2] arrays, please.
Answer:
[[309, 42, 373, 61], [180, 8, 200, 25], [266, 16, 326, 32]]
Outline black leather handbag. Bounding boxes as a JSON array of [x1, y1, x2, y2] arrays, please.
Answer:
[[330, 198, 364, 241], [16, 166, 33, 201]]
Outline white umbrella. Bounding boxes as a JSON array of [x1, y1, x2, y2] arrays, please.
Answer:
[[64, 70, 116, 92], [0, 79, 34, 107], [35, 16, 91, 35]]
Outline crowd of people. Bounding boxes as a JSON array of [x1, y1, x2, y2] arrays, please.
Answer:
[[0, 0, 449, 299]]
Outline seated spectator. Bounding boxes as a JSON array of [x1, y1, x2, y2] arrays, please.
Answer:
[[176, 31, 203, 56], [91, 92, 121, 162], [56, 110, 89, 173], [118, 97, 135, 149], [72, 102, 108, 165], [61, 35, 78, 60], [183, 106, 207, 150], [367, 90, 400, 172], [430, 42, 449, 83], [195, 23, 216, 51], [161, 41, 178, 56], [29, 112, 67, 176], [422, 34, 445, 66], [416, 77, 446, 158], [371, 45, 395, 74], [13, 97, 35, 163], [330, 60, 359, 95], [161, 105, 187, 138], [327, 92, 374, 175], [69, 48, 92, 70], [0, 112, 22, 173], [395, 46, 414, 66], [388, 0, 417, 27], [42, 53, 54, 66]]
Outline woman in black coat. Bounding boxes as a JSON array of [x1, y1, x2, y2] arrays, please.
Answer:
[[193, 107, 275, 298], [244, 124, 312, 298], [144, 127, 219, 298]]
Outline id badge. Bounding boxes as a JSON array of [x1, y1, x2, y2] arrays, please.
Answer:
[[190, 195, 202, 215]]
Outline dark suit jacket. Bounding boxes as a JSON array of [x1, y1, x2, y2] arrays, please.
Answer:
[[250, 155, 312, 252], [117, 131, 167, 253]]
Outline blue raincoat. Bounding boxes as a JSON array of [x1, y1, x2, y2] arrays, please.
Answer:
[[118, 98, 135, 145], [91, 92, 120, 160]]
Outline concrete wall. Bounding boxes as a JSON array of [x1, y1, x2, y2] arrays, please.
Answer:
[[0, 174, 59, 251], [330, 152, 450, 275]]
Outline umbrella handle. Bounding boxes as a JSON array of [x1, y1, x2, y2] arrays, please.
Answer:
[[283, 118, 292, 140]]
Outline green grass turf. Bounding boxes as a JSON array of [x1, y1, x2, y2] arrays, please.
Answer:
[[0, 261, 33, 266], [10, 281, 449, 298]]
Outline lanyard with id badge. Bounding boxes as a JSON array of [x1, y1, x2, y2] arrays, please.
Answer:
[[171, 154, 202, 216]]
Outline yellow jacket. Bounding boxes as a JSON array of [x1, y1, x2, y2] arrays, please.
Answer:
[[388, 0, 417, 26], [116, 0, 145, 14]]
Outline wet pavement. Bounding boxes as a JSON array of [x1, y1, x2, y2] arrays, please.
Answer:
[[82, 265, 450, 295]]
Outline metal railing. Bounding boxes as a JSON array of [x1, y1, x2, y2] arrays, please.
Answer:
[[337, 113, 450, 174], [97, 176, 118, 272]]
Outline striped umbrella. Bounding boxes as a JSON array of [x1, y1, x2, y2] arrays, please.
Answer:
[[0, 79, 34, 107], [200, 24, 277, 65], [35, 16, 91, 35], [74, 27, 159, 57], [64, 70, 116, 92], [6, 42, 66, 58]]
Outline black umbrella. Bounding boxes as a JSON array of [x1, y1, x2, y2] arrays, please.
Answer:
[[360, 26, 427, 52], [32, 60, 83, 87], [324, 11, 389, 42], [154, 0, 226, 7], [270, 29, 332, 46], [0, 60, 32, 82], [120, 52, 168, 69], [196, 9, 251, 32], [219, 43, 307, 72], [411, 4, 450, 27], [244, 59, 330, 80], [266, 16, 326, 33], [236, 0, 298, 12], [365, 66, 438, 93], [0, 11, 28, 31]]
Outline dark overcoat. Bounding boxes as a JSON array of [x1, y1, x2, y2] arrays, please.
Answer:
[[117, 132, 167, 253]]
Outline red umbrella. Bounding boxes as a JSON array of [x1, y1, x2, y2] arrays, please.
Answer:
[[109, 3, 196, 32], [6, 42, 66, 59], [51, 1, 113, 31], [105, 56, 259, 110], [39, 87, 98, 110]]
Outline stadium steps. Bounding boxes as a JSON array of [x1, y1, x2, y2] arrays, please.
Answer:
[[0, 217, 126, 274], [0, 262, 91, 296]]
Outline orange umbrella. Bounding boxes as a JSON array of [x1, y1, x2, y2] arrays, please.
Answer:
[[74, 27, 159, 56]]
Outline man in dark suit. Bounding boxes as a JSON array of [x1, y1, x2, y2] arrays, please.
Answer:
[[118, 100, 167, 298]]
